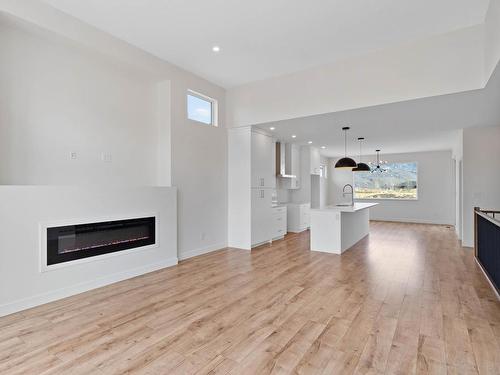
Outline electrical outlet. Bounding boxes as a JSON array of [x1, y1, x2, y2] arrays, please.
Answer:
[[201, 232, 206, 241], [101, 153, 112, 163], [70, 152, 77, 160]]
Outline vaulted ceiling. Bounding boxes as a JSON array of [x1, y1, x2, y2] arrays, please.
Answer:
[[42, 0, 490, 88]]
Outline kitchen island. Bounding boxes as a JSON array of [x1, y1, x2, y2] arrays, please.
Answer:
[[310, 202, 378, 254]]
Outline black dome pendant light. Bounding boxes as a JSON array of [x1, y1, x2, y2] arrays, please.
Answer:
[[353, 137, 371, 172], [335, 127, 358, 169]]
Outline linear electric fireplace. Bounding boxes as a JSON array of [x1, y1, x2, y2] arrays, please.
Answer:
[[45, 216, 156, 266]]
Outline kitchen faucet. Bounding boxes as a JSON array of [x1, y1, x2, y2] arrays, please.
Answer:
[[343, 184, 354, 206]]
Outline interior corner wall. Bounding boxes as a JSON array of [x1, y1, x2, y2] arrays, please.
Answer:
[[171, 77, 227, 259], [462, 125, 500, 247]]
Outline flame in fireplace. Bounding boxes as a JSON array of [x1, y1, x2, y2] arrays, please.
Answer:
[[59, 236, 150, 254]]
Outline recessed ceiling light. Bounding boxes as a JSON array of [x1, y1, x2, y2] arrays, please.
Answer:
[[212, 45, 220, 52], [269, 127, 275, 130], [308, 141, 313, 144], [321, 146, 326, 149], [291, 135, 297, 138]]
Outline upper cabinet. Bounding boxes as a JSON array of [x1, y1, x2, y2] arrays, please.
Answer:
[[310, 147, 321, 175], [285, 144, 300, 178], [251, 130, 275, 189]]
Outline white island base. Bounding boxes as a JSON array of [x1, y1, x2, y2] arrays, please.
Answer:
[[310, 203, 378, 254]]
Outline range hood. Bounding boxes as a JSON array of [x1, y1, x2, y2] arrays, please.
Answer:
[[276, 142, 297, 178]]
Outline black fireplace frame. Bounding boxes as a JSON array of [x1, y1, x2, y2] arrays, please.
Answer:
[[44, 216, 156, 267]]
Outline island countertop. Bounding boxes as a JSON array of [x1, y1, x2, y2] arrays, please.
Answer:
[[310, 202, 378, 213]]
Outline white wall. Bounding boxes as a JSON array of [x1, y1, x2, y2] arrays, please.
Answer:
[[0, 7, 228, 260], [485, 0, 500, 82], [156, 80, 172, 186], [327, 151, 455, 225], [327, 161, 354, 206], [359, 151, 455, 225], [462, 125, 500, 247], [0, 186, 177, 317], [0, 19, 159, 185], [227, 25, 485, 127], [172, 92, 227, 259]]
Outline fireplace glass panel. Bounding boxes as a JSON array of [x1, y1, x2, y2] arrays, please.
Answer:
[[47, 217, 155, 265]]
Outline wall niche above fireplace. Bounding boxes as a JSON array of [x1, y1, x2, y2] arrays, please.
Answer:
[[43, 216, 157, 268]]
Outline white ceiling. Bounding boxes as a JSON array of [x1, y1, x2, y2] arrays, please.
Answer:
[[256, 63, 500, 157], [42, 0, 490, 88]]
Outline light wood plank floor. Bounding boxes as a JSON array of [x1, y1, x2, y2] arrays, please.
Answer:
[[1, 221, 500, 374]]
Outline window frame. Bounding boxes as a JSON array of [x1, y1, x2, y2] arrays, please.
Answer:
[[187, 89, 218, 127], [353, 161, 419, 201]]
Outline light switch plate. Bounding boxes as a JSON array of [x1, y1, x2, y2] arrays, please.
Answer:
[[101, 153, 112, 163]]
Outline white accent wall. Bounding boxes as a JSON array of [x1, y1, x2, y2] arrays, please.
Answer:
[[0, 186, 177, 317], [462, 125, 500, 247]]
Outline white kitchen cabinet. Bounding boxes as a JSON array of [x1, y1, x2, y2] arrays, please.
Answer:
[[228, 127, 279, 250], [286, 144, 300, 177], [251, 188, 273, 246], [287, 203, 311, 233], [281, 176, 300, 190], [251, 131, 275, 188], [310, 147, 321, 175], [271, 206, 287, 240]]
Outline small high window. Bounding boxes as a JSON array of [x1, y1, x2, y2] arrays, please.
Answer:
[[187, 90, 217, 126]]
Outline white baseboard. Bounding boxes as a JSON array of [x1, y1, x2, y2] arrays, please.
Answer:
[[370, 218, 454, 225], [288, 227, 309, 234], [0, 257, 178, 318], [462, 239, 474, 248], [178, 242, 226, 260]]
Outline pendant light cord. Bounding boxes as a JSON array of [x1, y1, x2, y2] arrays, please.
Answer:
[[344, 130, 347, 157]]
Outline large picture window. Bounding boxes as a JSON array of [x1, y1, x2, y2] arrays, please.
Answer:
[[354, 162, 418, 200]]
